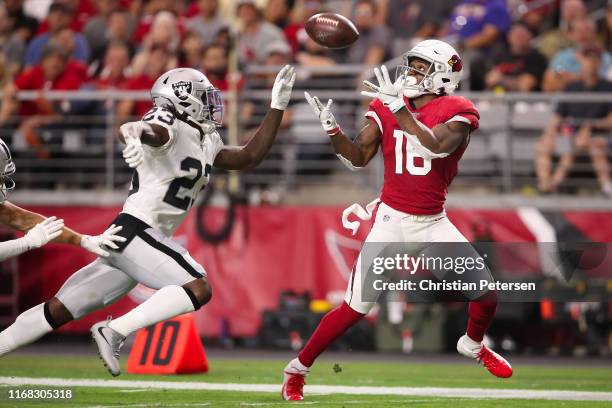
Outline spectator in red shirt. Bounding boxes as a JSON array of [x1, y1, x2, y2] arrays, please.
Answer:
[[116, 45, 173, 123], [179, 31, 204, 69], [85, 1, 135, 63], [131, 11, 180, 76], [36, 0, 97, 34], [131, 3, 185, 46], [69, 41, 131, 133], [281, 0, 323, 56], [0, 44, 84, 158], [1, 45, 83, 120], [200, 43, 231, 91], [200, 43, 243, 129], [87, 9, 133, 78], [48, 27, 89, 82], [92, 41, 131, 89]]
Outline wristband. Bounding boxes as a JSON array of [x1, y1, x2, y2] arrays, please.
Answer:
[[326, 126, 342, 136], [387, 98, 406, 113]]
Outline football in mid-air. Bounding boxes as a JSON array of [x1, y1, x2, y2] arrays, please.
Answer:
[[305, 13, 359, 49]]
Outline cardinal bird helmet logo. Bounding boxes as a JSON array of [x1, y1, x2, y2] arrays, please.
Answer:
[[448, 55, 462, 72]]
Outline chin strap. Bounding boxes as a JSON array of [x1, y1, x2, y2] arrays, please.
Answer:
[[199, 122, 216, 133], [400, 75, 429, 99]]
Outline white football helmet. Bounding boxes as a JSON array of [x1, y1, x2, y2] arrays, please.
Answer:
[[0, 139, 15, 203], [396, 39, 463, 97], [150, 68, 223, 126]]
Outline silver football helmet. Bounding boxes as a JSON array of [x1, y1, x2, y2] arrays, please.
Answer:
[[150, 68, 223, 126], [0, 139, 15, 203]]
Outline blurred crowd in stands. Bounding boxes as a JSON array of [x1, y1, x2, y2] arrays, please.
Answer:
[[0, 0, 610, 196]]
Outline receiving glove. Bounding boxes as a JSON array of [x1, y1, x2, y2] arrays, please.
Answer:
[[270, 65, 297, 111], [24, 216, 64, 249], [304, 91, 340, 136], [80, 224, 126, 257], [120, 122, 149, 168], [361, 65, 406, 113]]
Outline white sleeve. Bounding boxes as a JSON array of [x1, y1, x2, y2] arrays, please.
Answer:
[[0, 237, 29, 261], [211, 131, 225, 160], [445, 115, 472, 125], [336, 154, 364, 171], [364, 110, 383, 133]]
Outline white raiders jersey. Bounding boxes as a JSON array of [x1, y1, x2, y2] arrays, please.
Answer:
[[122, 107, 224, 237]]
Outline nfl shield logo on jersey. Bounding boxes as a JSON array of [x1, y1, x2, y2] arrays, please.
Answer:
[[172, 81, 192, 100]]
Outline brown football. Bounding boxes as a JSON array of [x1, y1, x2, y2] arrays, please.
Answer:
[[304, 13, 359, 49]]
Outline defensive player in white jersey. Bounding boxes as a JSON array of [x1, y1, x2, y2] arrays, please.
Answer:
[[0, 139, 124, 262], [0, 65, 296, 376]]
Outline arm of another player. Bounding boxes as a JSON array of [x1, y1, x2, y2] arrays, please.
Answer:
[[214, 65, 296, 170], [303, 92, 381, 169], [0, 203, 64, 261], [0, 202, 125, 258]]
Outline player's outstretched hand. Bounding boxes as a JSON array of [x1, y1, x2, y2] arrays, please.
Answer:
[[120, 122, 146, 168], [270, 65, 297, 111], [24, 216, 64, 249], [304, 92, 340, 135], [81, 224, 126, 257], [122, 142, 144, 168], [361, 65, 406, 113]]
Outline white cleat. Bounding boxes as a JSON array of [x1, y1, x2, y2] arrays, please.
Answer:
[[91, 319, 126, 377]]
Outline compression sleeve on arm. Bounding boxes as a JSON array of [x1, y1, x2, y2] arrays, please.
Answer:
[[0, 237, 29, 261]]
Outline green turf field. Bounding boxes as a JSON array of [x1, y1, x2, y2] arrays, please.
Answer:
[[1, 355, 611, 407]]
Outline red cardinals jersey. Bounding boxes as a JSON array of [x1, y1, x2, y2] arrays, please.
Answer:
[[365, 95, 479, 215]]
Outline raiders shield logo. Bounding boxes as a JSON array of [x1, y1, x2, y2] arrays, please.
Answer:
[[172, 81, 192, 100]]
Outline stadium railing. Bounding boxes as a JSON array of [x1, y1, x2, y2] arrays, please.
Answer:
[[1, 71, 611, 205]]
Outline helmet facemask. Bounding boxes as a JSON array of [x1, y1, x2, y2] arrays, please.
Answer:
[[0, 160, 15, 203], [395, 55, 441, 97], [198, 87, 223, 126], [172, 81, 224, 127]]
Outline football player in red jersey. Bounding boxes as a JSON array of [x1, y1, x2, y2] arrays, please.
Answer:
[[281, 40, 512, 401]]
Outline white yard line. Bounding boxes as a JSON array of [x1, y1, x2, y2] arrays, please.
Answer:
[[1, 377, 612, 402]]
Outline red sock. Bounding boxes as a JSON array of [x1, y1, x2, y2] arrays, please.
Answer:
[[466, 301, 497, 342], [298, 302, 364, 367]]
